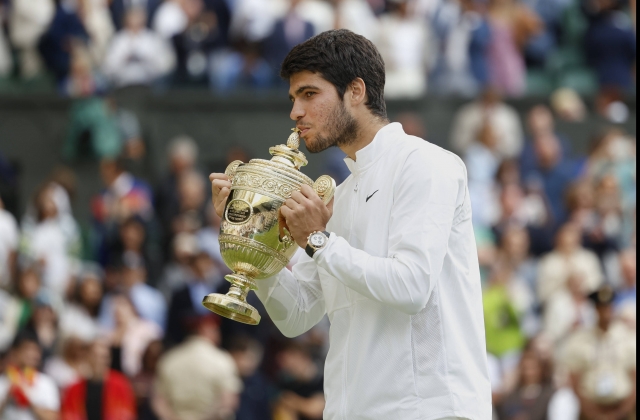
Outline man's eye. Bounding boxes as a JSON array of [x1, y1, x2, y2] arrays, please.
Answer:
[[306, 92, 316, 98]]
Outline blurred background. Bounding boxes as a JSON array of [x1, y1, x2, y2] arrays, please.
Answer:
[[0, 0, 636, 419]]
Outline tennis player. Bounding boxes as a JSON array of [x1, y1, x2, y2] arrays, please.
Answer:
[[211, 29, 491, 420]]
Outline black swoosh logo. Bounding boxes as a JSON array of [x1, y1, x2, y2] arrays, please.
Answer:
[[366, 190, 379, 202]]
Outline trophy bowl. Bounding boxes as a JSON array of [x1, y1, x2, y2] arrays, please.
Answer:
[[202, 129, 336, 325]]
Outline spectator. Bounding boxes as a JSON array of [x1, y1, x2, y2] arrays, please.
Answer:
[[153, 0, 200, 39], [541, 272, 596, 346], [61, 338, 137, 420], [614, 248, 636, 328], [159, 232, 202, 299], [450, 88, 524, 159], [331, 0, 379, 41], [228, 336, 273, 420], [168, 0, 232, 87], [487, 0, 543, 96], [520, 125, 584, 225], [129, 340, 163, 420], [108, 217, 162, 284], [537, 223, 604, 303], [20, 185, 77, 300], [560, 286, 637, 420], [7, 0, 55, 78], [43, 336, 89, 390], [0, 331, 60, 420], [156, 135, 200, 228], [165, 247, 224, 346], [106, 294, 162, 377], [584, 0, 636, 92], [59, 265, 104, 342], [273, 341, 325, 420], [483, 259, 527, 380], [101, 254, 166, 332], [375, 0, 433, 99], [171, 170, 208, 237], [153, 314, 241, 420], [24, 297, 60, 365], [466, 121, 502, 228], [497, 343, 556, 420], [0, 196, 19, 290], [197, 204, 226, 268], [262, 0, 315, 80], [102, 7, 176, 89], [78, 0, 115, 65], [12, 266, 44, 334], [432, 0, 492, 96], [92, 157, 154, 230], [38, 0, 89, 86], [209, 38, 273, 92]]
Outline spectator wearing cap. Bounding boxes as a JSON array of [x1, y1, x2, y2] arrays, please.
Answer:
[[0, 331, 60, 420], [61, 338, 136, 420], [100, 253, 167, 332], [153, 314, 241, 420], [537, 223, 604, 304], [560, 286, 637, 420]]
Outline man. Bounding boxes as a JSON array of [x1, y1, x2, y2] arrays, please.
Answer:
[[153, 314, 241, 420], [61, 339, 136, 420], [0, 332, 60, 420], [210, 29, 491, 419], [561, 286, 636, 420]]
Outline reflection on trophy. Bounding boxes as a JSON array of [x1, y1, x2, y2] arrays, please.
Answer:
[[202, 129, 336, 325]]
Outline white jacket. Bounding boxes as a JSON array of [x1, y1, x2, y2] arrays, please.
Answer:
[[256, 123, 492, 420]]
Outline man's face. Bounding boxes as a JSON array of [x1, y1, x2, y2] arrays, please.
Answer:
[[288, 71, 359, 154], [18, 342, 42, 369]]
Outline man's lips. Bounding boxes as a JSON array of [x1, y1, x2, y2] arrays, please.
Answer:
[[297, 127, 311, 137]]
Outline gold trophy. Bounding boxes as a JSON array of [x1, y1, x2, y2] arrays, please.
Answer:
[[202, 129, 336, 325]]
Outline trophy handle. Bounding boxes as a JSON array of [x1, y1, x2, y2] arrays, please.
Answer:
[[225, 160, 244, 182], [313, 175, 336, 204]]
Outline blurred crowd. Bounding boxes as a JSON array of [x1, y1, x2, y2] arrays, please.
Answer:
[[0, 86, 637, 420], [0, 0, 637, 419], [0, 0, 636, 99]]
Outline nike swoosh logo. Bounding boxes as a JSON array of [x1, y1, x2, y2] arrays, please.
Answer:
[[366, 190, 379, 202]]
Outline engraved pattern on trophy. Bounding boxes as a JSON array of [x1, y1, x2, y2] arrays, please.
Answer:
[[202, 128, 336, 325]]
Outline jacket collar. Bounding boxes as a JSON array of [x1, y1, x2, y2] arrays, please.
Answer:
[[344, 123, 404, 174]]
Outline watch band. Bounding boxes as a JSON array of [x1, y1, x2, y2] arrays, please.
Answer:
[[305, 231, 330, 258]]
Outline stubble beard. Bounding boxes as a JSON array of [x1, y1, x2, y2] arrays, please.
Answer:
[[305, 101, 360, 154]]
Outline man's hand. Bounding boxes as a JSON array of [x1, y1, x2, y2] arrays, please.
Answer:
[[280, 184, 333, 248], [209, 173, 232, 218]]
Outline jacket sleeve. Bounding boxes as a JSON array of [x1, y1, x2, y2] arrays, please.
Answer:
[[314, 149, 466, 315], [255, 254, 326, 338]]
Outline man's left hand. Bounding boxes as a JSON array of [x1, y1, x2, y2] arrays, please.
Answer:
[[280, 184, 333, 248]]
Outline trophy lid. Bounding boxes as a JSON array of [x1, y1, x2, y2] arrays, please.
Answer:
[[269, 129, 308, 170]]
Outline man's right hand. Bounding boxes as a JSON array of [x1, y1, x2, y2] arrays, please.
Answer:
[[210, 173, 232, 218]]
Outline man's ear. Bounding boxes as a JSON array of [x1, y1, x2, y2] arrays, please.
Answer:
[[348, 78, 367, 107]]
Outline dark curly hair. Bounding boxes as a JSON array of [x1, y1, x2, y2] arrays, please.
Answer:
[[280, 29, 388, 119]]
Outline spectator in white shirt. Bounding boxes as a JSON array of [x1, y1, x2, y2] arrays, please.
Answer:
[[0, 332, 60, 420], [450, 88, 525, 159], [375, 0, 434, 99], [7, 0, 55, 78], [103, 7, 175, 88], [0, 197, 19, 290]]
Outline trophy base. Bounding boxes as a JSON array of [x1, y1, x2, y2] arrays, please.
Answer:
[[201, 274, 261, 325]]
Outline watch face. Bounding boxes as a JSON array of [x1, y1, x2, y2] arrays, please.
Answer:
[[310, 233, 327, 247]]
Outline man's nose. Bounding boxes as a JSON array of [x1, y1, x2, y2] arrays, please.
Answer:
[[290, 100, 305, 121]]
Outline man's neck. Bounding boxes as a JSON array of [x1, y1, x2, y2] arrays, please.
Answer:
[[340, 117, 389, 161]]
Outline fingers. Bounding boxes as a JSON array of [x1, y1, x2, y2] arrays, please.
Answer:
[[283, 197, 304, 212], [300, 184, 322, 202], [209, 173, 229, 182], [211, 179, 232, 195]]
